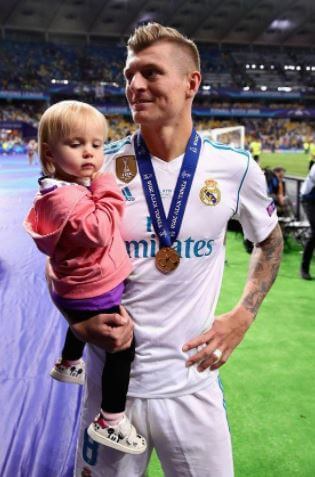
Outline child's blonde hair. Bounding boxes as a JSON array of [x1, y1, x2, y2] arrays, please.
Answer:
[[38, 100, 108, 176]]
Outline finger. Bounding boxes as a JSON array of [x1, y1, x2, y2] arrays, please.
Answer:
[[183, 330, 215, 352], [197, 354, 222, 372], [210, 350, 230, 371], [102, 312, 128, 327], [111, 335, 134, 353], [110, 320, 133, 346], [119, 305, 133, 325], [110, 321, 133, 340], [186, 343, 219, 367]]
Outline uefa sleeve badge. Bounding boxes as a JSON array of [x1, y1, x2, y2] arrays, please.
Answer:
[[200, 179, 221, 206], [116, 155, 137, 183]]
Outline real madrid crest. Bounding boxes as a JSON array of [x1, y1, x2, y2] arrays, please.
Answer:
[[200, 179, 221, 206], [116, 155, 137, 183]]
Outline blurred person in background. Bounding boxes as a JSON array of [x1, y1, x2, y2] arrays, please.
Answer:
[[300, 162, 315, 280], [27, 138, 38, 165], [265, 167, 294, 219], [303, 139, 310, 155], [249, 132, 262, 163], [308, 138, 315, 170]]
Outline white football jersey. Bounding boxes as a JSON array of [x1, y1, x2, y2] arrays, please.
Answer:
[[98, 134, 278, 398]]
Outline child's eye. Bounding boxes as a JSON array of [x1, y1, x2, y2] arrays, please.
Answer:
[[93, 143, 102, 148], [70, 143, 80, 148]]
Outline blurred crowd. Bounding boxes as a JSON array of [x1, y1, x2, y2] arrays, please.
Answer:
[[2, 39, 315, 93], [197, 117, 313, 150], [0, 102, 42, 126], [1, 38, 315, 154], [1, 105, 314, 153], [0, 41, 125, 92]]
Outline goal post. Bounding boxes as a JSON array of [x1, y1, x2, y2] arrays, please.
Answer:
[[198, 125, 246, 149]]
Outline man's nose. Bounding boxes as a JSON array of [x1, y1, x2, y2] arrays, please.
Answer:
[[129, 72, 146, 90]]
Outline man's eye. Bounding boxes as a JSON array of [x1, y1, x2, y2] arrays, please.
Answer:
[[145, 69, 157, 79], [125, 73, 133, 83]]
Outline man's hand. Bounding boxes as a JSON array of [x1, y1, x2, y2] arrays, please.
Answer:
[[183, 306, 254, 371], [183, 224, 283, 372], [69, 305, 134, 352]]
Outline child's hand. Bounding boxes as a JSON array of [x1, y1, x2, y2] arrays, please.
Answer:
[[91, 170, 103, 181]]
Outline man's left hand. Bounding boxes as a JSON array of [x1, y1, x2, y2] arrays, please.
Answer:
[[183, 306, 254, 371]]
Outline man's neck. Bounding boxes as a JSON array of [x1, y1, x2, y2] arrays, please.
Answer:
[[140, 121, 193, 162]]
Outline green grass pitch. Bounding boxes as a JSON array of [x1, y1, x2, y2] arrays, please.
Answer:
[[260, 151, 310, 178]]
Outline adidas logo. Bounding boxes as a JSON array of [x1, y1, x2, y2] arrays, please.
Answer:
[[122, 186, 135, 201]]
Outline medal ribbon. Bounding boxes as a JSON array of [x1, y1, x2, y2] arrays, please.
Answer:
[[134, 129, 201, 248]]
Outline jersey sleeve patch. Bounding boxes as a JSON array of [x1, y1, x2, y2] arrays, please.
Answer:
[[266, 200, 276, 216]]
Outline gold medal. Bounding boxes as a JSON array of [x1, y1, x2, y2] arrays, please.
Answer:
[[116, 155, 137, 183], [155, 247, 180, 274], [200, 179, 221, 206]]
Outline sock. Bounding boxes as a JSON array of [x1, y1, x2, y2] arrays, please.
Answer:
[[100, 410, 125, 427], [61, 358, 82, 366]]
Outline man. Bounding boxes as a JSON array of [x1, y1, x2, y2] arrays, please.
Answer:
[[249, 132, 262, 163], [308, 138, 315, 170], [70, 23, 283, 477], [300, 162, 315, 280], [265, 166, 294, 218]]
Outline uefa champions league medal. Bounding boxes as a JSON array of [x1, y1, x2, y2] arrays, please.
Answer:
[[135, 129, 202, 274], [155, 246, 180, 273]]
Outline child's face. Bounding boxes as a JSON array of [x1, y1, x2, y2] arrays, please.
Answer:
[[49, 121, 105, 180]]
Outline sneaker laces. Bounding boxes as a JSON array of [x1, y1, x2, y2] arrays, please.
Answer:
[[117, 417, 139, 445]]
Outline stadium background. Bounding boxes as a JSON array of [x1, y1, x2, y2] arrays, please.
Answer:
[[0, 0, 314, 476]]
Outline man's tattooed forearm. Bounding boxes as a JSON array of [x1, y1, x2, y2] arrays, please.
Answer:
[[241, 224, 283, 317]]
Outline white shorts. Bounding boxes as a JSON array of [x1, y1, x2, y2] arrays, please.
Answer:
[[75, 376, 234, 477]]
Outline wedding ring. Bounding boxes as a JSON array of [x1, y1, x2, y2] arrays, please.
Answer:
[[213, 348, 223, 363]]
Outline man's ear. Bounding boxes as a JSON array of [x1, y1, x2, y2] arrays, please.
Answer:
[[186, 71, 201, 99]]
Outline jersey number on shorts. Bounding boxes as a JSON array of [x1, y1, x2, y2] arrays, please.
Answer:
[[82, 428, 99, 465]]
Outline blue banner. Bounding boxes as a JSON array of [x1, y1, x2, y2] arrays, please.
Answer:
[[192, 107, 315, 118], [0, 90, 48, 100]]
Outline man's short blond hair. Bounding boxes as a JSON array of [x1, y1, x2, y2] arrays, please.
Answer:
[[127, 22, 200, 72], [38, 100, 107, 176]]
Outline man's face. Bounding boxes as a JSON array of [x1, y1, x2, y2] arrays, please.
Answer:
[[124, 41, 194, 127]]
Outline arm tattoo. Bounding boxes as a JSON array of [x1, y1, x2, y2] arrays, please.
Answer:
[[241, 224, 283, 317]]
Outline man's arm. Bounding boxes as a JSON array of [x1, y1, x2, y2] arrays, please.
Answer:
[[67, 306, 134, 353], [46, 266, 133, 353], [183, 224, 283, 371]]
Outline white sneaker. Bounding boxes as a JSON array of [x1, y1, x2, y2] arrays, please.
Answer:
[[87, 414, 147, 454], [50, 358, 85, 385]]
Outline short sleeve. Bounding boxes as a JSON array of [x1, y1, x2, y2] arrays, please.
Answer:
[[235, 157, 278, 243]]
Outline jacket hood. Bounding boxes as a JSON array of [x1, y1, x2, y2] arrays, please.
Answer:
[[24, 177, 87, 256]]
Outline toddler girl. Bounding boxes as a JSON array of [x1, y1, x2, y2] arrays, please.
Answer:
[[24, 100, 146, 455]]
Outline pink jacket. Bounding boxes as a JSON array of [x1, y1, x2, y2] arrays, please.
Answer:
[[24, 174, 132, 299]]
